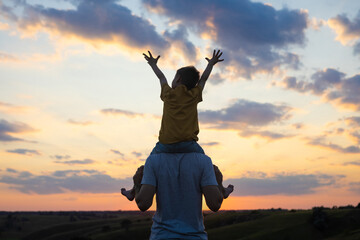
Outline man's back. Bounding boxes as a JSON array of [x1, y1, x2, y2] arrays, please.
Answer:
[[141, 153, 218, 240]]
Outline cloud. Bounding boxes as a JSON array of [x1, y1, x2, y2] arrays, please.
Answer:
[[282, 68, 345, 95], [0, 119, 34, 142], [207, 73, 226, 85], [0, 52, 19, 62], [200, 142, 220, 147], [54, 158, 96, 165], [51, 154, 71, 160], [0, 21, 10, 30], [110, 149, 124, 158], [343, 161, 360, 167], [6, 148, 40, 156], [0, 169, 132, 194], [354, 41, 360, 55], [143, 0, 308, 78], [100, 108, 144, 117], [199, 99, 291, 127], [199, 99, 291, 141], [349, 132, 360, 144], [131, 151, 142, 158], [349, 182, 360, 194], [223, 173, 342, 196], [328, 11, 360, 45], [309, 17, 326, 31], [0, 0, 169, 52], [238, 129, 292, 140], [326, 74, 360, 110], [282, 69, 360, 110], [163, 25, 198, 62], [292, 123, 304, 129], [6, 168, 17, 173], [67, 119, 93, 126], [0, 101, 28, 113], [307, 137, 360, 154], [345, 117, 360, 127]]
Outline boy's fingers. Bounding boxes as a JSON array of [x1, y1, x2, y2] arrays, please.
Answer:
[[216, 49, 221, 56], [218, 59, 224, 62], [217, 52, 223, 58], [205, 57, 210, 62], [148, 51, 153, 58], [156, 55, 160, 60], [213, 49, 216, 57]]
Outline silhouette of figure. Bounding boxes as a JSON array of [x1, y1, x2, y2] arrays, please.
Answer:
[[121, 50, 234, 239], [122, 50, 233, 201], [135, 153, 227, 239]]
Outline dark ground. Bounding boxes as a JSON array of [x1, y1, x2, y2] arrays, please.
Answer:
[[1, 205, 360, 240]]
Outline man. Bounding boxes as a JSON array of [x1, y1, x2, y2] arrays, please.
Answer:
[[134, 152, 230, 240]]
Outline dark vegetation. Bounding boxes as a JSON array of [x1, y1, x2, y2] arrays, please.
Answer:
[[0, 204, 359, 240]]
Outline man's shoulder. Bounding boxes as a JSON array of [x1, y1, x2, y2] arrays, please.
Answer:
[[147, 152, 211, 161]]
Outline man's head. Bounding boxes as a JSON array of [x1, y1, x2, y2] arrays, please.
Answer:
[[172, 66, 200, 90]]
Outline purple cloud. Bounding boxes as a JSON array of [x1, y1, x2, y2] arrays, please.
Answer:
[[0, 0, 169, 51], [143, 0, 308, 78], [0, 119, 34, 142], [199, 99, 291, 127], [223, 173, 343, 196], [7, 148, 40, 156], [54, 159, 96, 165], [0, 169, 132, 194], [308, 137, 360, 154], [283, 69, 360, 110]]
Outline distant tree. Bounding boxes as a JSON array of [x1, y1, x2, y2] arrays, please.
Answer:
[[356, 202, 360, 209], [339, 204, 354, 209], [121, 219, 132, 231], [311, 207, 328, 231]]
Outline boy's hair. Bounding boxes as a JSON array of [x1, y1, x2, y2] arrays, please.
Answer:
[[177, 66, 200, 90]]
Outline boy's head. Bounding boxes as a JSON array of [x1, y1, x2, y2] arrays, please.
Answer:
[[172, 66, 200, 90]]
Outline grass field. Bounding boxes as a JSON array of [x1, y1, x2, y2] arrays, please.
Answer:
[[0, 207, 359, 240]]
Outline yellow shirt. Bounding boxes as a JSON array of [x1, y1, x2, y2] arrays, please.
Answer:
[[159, 83, 202, 144]]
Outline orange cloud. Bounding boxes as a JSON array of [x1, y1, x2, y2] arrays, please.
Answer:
[[328, 14, 360, 45]]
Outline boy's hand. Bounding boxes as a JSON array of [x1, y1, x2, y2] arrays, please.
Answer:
[[205, 49, 224, 66], [143, 51, 160, 66]]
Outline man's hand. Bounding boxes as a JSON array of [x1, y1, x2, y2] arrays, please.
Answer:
[[143, 51, 160, 66], [133, 165, 144, 186], [205, 50, 224, 66]]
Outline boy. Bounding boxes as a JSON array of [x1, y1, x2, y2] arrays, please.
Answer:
[[121, 50, 233, 201]]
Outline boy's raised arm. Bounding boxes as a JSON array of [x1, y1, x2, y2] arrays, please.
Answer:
[[198, 50, 224, 91], [143, 51, 168, 86]]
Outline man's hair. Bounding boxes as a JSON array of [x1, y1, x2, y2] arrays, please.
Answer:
[[176, 66, 200, 90]]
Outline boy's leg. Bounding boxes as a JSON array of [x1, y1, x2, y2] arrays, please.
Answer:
[[121, 165, 144, 201], [213, 165, 234, 199], [151, 141, 205, 154]]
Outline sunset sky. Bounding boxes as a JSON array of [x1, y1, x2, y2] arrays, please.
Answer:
[[1, 0, 360, 211]]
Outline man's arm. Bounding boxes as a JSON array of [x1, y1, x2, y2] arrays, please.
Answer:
[[135, 184, 156, 212], [132, 165, 156, 212], [202, 185, 223, 212], [198, 50, 224, 91], [143, 51, 167, 86]]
